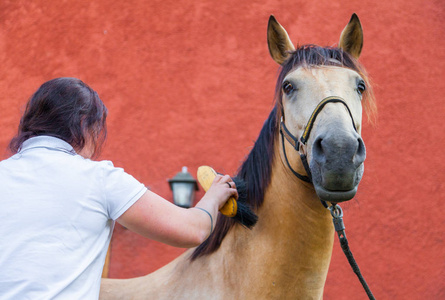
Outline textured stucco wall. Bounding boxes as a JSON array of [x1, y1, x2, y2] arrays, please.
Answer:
[[0, 1, 444, 299]]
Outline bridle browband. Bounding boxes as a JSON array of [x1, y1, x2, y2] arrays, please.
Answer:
[[280, 96, 376, 300], [279, 95, 357, 188]]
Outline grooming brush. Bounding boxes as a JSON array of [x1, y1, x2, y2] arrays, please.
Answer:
[[197, 166, 258, 228]]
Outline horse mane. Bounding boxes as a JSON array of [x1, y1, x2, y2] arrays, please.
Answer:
[[191, 45, 375, 260]]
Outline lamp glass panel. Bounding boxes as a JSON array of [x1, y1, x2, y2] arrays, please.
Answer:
[[171, 182, 195, 208]]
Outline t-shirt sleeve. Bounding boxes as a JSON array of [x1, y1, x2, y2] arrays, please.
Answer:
[[101, 161, 147, 220]]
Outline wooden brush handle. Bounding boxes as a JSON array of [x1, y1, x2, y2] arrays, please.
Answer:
[[197, 166, 237, 217]]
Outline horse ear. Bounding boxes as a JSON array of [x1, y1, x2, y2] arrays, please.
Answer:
[[267, 15, 295, 65], [339, 13, 363, 59]]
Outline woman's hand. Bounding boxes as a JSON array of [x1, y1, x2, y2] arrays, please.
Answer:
[[200, 174, 238, 210]]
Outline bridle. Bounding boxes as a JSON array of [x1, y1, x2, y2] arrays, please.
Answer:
[[279, 96, 376, 300], [279, 96, 357, 191]]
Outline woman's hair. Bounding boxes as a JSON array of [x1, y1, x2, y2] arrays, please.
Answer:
[[9, 77, 108, 158]]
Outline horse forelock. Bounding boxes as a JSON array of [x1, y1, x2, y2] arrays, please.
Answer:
[[190, 45, 376, 261]]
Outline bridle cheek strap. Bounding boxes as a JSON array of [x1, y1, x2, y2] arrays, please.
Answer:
[[279, 96, 357, 185], [280, 131, 312, 183]]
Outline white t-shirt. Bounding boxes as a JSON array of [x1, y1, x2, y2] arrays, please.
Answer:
[[0, 136, 147, 299]]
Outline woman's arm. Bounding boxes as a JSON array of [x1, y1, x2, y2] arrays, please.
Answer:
[[117, 174, 237, 248]]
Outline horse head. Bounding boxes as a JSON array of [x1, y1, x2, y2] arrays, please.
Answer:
[[268, 14, 374, 203]]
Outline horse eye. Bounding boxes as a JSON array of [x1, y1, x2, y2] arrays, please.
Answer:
[[357, 80, 366, 95], [282, 81, 294, 95]]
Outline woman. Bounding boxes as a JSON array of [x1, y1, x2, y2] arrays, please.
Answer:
[[0, 77, 237, 299]]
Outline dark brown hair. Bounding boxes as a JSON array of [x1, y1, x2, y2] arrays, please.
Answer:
[[9, 77, 108, 158]]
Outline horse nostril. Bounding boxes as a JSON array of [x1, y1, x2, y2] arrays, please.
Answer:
[[354, 137, 366, 165], [312, 136, 325, 163]]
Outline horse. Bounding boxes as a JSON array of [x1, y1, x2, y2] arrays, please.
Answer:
[[100, 13, 376, 299]]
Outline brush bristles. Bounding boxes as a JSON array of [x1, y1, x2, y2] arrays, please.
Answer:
[[233, 177, 258, 228], [234, 202, 258, 228]]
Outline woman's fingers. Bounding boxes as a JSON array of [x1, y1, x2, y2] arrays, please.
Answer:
[[214, 175, 236, 189], [212, 174, 238, 199]]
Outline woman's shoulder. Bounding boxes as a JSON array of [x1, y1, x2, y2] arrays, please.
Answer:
[[77, 157, 132, 179], [74, 156, 115, 171]]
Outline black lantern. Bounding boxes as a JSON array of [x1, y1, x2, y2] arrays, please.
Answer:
[[168, 166, 198, 208]]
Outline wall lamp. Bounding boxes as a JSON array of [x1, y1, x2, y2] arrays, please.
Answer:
[[168, 166, 198, 208]]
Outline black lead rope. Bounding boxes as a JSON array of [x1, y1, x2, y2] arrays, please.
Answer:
[[329, 205, 376, 300]]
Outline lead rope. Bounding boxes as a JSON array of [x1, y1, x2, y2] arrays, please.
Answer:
[[329, 205, 376, 300], [281, 96, 376, 298]]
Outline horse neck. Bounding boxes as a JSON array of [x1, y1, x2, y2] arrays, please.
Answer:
[[224, 135, 335, 298], [99, 136, 336, 300]]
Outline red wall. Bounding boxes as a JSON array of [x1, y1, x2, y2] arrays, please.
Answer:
[[1, 1, 444, 299]]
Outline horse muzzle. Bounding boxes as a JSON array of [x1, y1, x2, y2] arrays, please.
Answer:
[[310, 131, 366, 203]]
